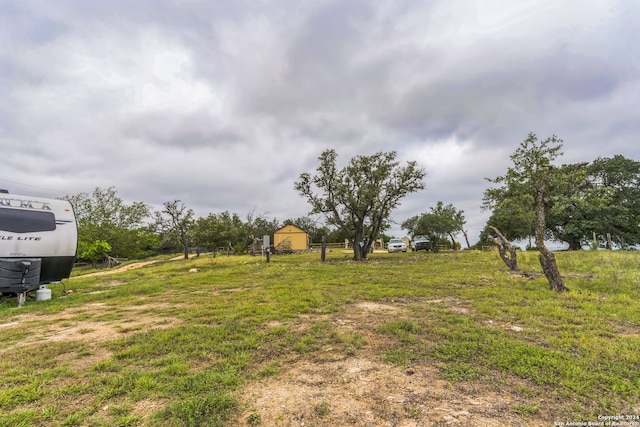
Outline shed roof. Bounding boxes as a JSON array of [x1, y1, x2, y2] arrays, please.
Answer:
[[275, 224, 307, 234]]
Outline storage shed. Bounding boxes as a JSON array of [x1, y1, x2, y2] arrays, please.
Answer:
[[274, 225, 309, 252]]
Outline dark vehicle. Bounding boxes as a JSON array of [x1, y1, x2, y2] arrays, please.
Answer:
[[411, 236, 430, 251]]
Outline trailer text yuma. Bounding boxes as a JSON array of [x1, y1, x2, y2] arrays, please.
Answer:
[[0, 196, 53, 210]]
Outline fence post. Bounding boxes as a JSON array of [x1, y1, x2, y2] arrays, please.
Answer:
[[321, 236, 327, 262]]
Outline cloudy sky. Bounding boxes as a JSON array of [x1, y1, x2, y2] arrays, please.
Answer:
[[1, 0, 638, 243]]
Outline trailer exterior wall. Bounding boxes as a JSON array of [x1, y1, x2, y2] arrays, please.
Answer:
[[0, 194, 77, 286]]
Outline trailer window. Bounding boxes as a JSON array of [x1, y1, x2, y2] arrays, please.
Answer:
[[0, 209, 56, 233]]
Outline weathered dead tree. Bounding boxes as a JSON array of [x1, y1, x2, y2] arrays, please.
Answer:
[[489, 226, 519, 272], [103, 253, 121, 269], [249, 236, 258, 256], [275, 239, 293, 254], [535, 168, 567, 292]]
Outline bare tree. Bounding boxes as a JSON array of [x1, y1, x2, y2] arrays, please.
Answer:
[[162, 200, 194, 259], [243, 207, 278, 255]]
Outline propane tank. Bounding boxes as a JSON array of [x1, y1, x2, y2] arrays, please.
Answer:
[[36, 285, 52, 301]]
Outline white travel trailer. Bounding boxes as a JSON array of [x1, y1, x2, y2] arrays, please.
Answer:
[[0, 190, 77, 305]]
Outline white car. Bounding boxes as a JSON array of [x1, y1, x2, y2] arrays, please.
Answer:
[[387, 239, 407, 253]]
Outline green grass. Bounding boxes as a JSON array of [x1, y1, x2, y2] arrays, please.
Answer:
[[0, 249, 639, 425]]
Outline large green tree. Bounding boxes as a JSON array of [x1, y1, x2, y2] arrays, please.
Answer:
[[295, 150, 426, 260], [483, 154, 640, 250], [192, 211, 246, 255], [402, 201, 465, 252], [546, 155, 640, 249], [65, 187, 155, 259], [484, 133, 567, 292], [587, 155, 640, 247], [480, 161, 585, 249]]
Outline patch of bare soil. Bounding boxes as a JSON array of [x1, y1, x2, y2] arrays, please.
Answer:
[[0, 302, 181, 353], [236, 299, 551, 427], [239, 357, 530, 427]]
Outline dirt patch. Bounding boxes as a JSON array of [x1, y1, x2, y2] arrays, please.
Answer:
[[354, 302, 400, 312], [483, 320, 526, 333], [235, 299, 551, 427], [0, 302, 182, 353], [237, 356, 536, 427]]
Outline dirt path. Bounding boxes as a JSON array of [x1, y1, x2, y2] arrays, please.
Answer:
[[75, 254, 187, 278], [76, 260, 161, 277]]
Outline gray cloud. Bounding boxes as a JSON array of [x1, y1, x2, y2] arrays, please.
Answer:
[[1, 0, 638, 242], [121, 110, 247, 150]]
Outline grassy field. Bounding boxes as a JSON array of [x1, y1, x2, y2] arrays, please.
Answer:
[[0, 249, 639, 426]]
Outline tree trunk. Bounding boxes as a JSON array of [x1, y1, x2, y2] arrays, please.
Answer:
[[568, 240, 582, 251], [448, 233, 458, 251], [535, 168, 567, 292], [537, 249, 565, 291], [351, 238, 362, 261], [249, 236, 257, 256], [352, 229, 365, 260], [182, 239, 189, 259], [462, 230, 472, 250], [489, 226, 519, 272]]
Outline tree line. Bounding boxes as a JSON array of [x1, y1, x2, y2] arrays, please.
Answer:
[[64, 187, 349, 265], [65, 139, 638, 293]]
